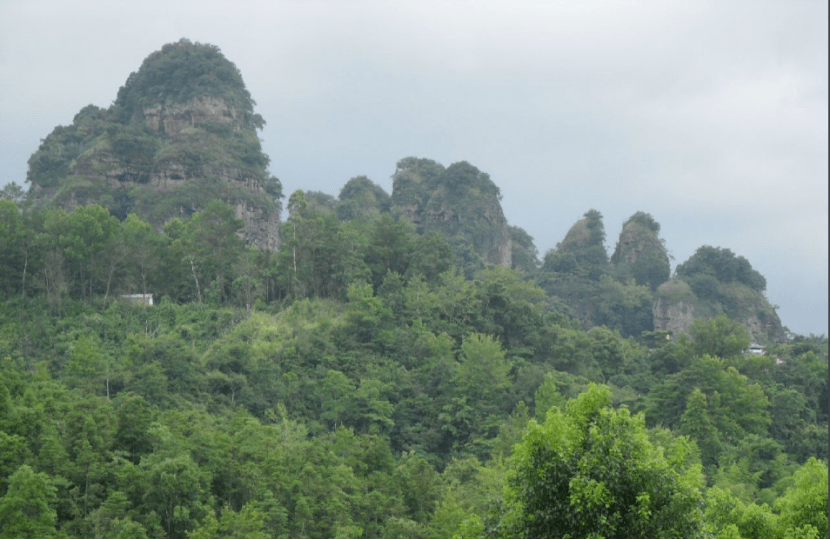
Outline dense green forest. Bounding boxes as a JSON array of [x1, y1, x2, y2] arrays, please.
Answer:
[[1, 38, 825, 539], [0, 192, 826, 538]]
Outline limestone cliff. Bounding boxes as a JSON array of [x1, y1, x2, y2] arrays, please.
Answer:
[[653, 278, 787, 344], [610, 212, 670, 291], [652, 281, 698, 339], [390, 158, 512, 269], [26, 39, 282, 251], [538, 210, 612, 331], [657, 245, 787, 343]]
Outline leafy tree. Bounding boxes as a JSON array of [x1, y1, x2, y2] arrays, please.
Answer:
[[121, 213, 163, 298], [393, 451, 442, 524], [438, 161, 501, 200], [113, 392, 156, 464], [678, 387, 722, 468], [0, 181, 26, 205], [364, 213, 416, 291], [66, 335, 112, 397], [677, 245, 766, 293], [688, 315, 750, 360], [501, 384, 704, 538], [337, 175, 390, 221], [647, 354, 771, 446], [141, 453, 210, 538], [88, 490, 149, 539], [532, 372, 567, 421], [774, 457, 828, 538], [509, 225, 539, 272], [188, 502, 267, 539], [594, 275, 654, 338], [703, 486, 780, 539], [0, 465, 59, 538], [629, 249, 671, 291], [50, 204, 121, 299], [405, 231, 454, 284], [440, 333, 511, 457], [0, 201, 29, 298], [182, 200, 245, 304], [624, 211, 661, 234]]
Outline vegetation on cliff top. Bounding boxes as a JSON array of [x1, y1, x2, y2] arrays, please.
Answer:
[[112, 38, 264, 130]]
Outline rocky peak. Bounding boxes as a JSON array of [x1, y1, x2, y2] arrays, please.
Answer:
[[25, 39, 281, 251], [654, 247, 787, 344], [391, 158, 511, 269], [610, 212, 670, 291], [559, 218, 592, 249]]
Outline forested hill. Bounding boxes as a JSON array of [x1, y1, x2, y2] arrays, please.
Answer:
[[0, 39, 826, 539]]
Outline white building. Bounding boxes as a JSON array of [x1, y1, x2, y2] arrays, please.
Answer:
[[120, 294, 154, 306]]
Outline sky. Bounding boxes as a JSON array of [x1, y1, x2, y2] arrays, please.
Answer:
[[1, 0, 827, 336]]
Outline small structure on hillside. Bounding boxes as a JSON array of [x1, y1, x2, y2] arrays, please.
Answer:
[[120, 293, 154, 306], [748, 343, 765, 356]]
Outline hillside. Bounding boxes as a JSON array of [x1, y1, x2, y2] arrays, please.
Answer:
[[1, 38, 822, 539]]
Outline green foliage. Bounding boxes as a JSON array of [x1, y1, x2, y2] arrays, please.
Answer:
[[593, 275, 655, 338], [689, 315, 751, 359], [113, 38, 260, 129], [703, 486, 780, 539], [390, 157, 509, 275], [0, 465, 58, 538], [502, 384, 704, 538], [0, 182, 27, 205], [337, 175, 391, 221], [107, 124, 160, 178], [509, 225, 539, 272], [583, 208, 606, 246], [625, 211, 661, 234], [27, 106, 109, 188], [647, 354, 771, 449], [181, 200, 245, 304], [0, 201, 30, 298], [677, 245, 767, 293], [0, 151, 824, 539], [774, 458, 829, 538], [544, 211, 607, 279]]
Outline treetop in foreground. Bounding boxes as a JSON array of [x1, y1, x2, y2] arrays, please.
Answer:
[[501, 384, 704, 538]]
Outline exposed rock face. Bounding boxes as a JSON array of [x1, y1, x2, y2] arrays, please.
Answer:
[[25, 40, 281, 251], [660, 246, 787, 344], [143, 96, 240, 137], [391, 158, 512, 268], [653, 296, 696, 339], [559, 218, 592, 250], [653, 278, 787, 344], [613, 222, 658, 265], [743, 312, 788, 343], [236, 200, 280, 252], [610, 214, 670, 291]]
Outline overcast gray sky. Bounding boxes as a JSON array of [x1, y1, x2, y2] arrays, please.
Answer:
[[1, 0, 826, 336]]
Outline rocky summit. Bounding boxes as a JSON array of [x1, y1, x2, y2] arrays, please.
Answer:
[[390, 158, 512, 269], [25, 38, 282, 251]]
